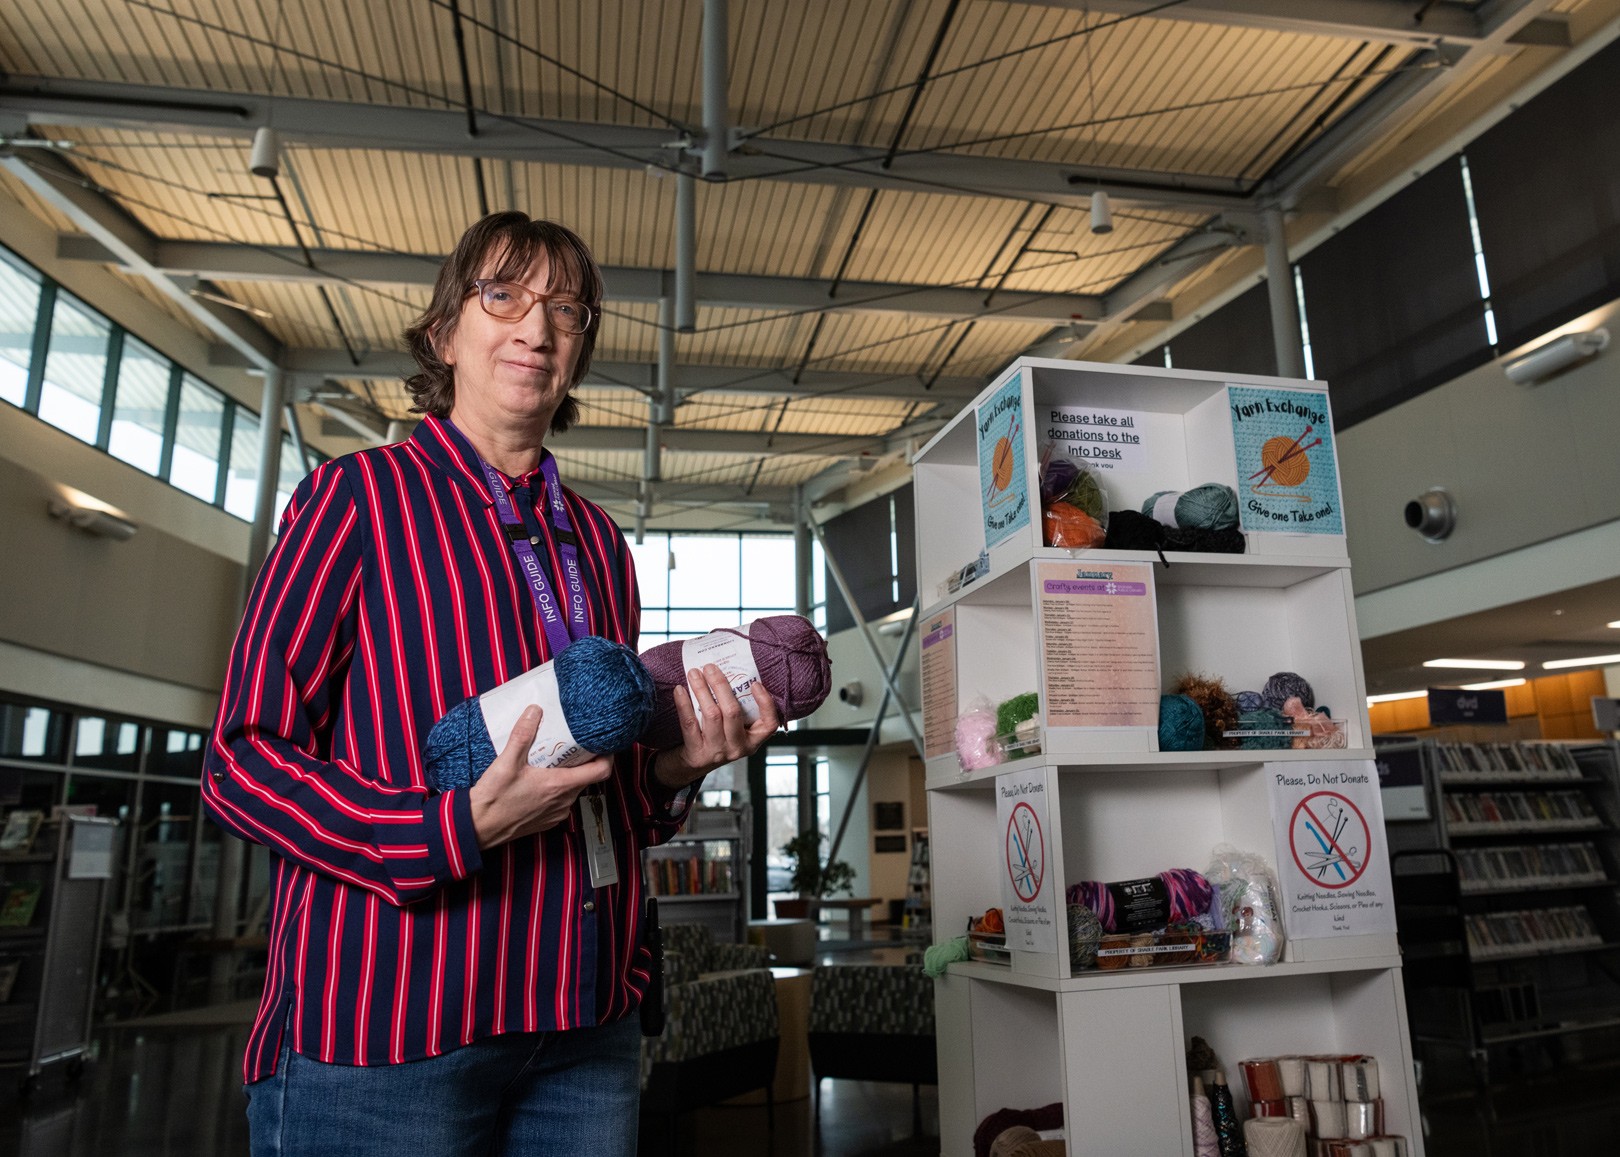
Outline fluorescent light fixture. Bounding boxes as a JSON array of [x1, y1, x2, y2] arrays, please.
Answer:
[[1458, 678, 1526, 691], [1367, 690, 1427, 705], [1543, 653, 1620, 670], [47, 497, 137, 541], [1502, 327, 1608, 386], [1609, 621, 1620, 629], [1422, 658, 1525, 671]]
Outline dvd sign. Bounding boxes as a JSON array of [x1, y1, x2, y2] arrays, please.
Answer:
[[1427, 688, 1508, 726]]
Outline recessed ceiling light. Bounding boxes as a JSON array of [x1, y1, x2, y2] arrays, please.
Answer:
[[1367, 690, 1428, 705], [1458, 678, 1526, 691], [1608, 620, 1620, 629], [1542, 653, 1620, 670], [1423, 658, 1526, 671]]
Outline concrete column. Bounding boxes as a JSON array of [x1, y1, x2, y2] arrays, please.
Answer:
[[701, 0, 731, 179], [675, 172, 696, 333], [1263, 207, 1305, 379]]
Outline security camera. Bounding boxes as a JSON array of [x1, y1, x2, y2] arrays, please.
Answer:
[[838, 681, 863, 707], [1404, 488, 1456, 544]]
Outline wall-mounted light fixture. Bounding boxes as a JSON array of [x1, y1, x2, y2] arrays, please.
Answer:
[[47, 498, 138, 541], [1502, 327, 1609, 386]]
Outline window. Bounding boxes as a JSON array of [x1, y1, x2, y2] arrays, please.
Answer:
[[0, 247, 42, 407], [628, 531, 797, 648], [168, 372, 226, 501], [275, 433, 309, 522], [107, 336, 173, 475], [37, 289, 112, 444], [763, 753, 831, 902], [224, 405, 261, 519]]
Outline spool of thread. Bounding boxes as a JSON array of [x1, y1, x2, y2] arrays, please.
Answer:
[[1208, 1071, 1246, 1157], [1241, 1059, 1286, 1103], [1286, 1097, 1310, 1128], [1345, 1100, 1382, 1141], [638, 616, 830, 750], [1143, 484, 1240, 531], [1066, 869, 1214, 933], [1159, 694, 1206, 751], [1276, 1057, 1307, 1098], [1341, 1058, 1380, 1102], [1242, 1118, 1306, 1157], [1367, 1138, 1407, 1157], [1310, 1101, 1347, 1140], [1262, 671, 1314, 712], [423, 635, 655, 791], [1191, 1076, 1221, 1157], [1251, 1101, 1289, 1119], [1305, 1059, 1341, 1101]]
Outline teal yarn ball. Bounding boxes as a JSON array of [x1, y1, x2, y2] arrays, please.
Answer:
[[1238, 707, 1292, 750], [423, 636, 654, 792], [1142, 485, 1238, 531], [1158, 694, 1204, 752]]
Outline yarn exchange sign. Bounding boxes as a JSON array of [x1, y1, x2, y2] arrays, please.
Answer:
[[1227, 386, 1344, 535]]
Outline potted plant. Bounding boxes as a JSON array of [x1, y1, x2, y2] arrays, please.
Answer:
[[773, 829, 855, 919]]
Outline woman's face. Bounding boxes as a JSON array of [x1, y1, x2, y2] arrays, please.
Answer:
[[440, 250, 586, 438]]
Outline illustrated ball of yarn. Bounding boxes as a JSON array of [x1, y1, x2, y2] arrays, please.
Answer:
[[992, 436, 1015, 492], [1158, 694, 1205, 752], [1173, 673, 1240, 750], [1176, 484, 1239, 531], [1261, 434, 1311, 486], [955, 708, 1002, 771], [1235, 690, 1264, 712], [1261, 671, 1314, 712], [1237, 707, 1292, 750], [638, 616, 830, 750], [1067, 903, 1103, 969]]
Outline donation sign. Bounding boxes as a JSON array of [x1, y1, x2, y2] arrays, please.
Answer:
[[1042, 404, 1149, 472], [997, 763, 1059, 955], [1269, 760, 1397, 940]]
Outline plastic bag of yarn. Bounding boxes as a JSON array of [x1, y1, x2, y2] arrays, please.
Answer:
[[1042, 502, 1106, 549], [637, 615, 831, 751], [1205, 844, 1285, 965], [1037, 442, 1107, 521], [422, 635, 655, 792], [1142, 484, 1239, 531], [955, 695, 1004, 772]]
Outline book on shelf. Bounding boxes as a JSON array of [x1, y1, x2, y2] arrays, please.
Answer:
[[645, 856, 735, 897], [0, 883, 42, 929], [1456, 841, 1610, 890], [0, 811, 43, 855], [1465, 905, 1604, 959], [1437, 742, 1584, 781]]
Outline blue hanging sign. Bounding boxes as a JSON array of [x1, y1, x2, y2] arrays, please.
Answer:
[[1228, 385, 1343, 534], [977, 375, 1030, 549]]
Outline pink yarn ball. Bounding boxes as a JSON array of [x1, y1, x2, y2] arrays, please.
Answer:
[[956, 709, 1002, 771]]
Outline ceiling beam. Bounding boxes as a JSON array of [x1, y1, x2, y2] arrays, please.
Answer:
[[58, 234, 1113, 325], [1004, 0, 1569, 48], [0, 149, 280, 369], [0, 75, 1252, 212], [219, 346, 990, 403]]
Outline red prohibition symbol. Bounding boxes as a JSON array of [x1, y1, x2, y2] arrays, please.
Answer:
[[1289, 790, 1371, 890], [1005, 801, 1045, 903]]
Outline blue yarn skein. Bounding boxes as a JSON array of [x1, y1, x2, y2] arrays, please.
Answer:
[[1143, 484, 1239, 531], [1158, 694, 1205, 752], [1235, 690, 1265, 712], [423, 636, 655, 792], [1261, 671, 1315, 712]]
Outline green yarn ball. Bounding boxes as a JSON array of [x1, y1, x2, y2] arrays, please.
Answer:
[[1062, 469, 1107, 523], [1142, 484, 1239, 531], [1237, 707, 1293, 750], [996, 692, 1041, 738], [1158, 694, 1204, 752]]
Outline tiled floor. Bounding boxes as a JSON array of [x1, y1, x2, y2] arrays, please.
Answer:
[[0, 1018, 939, 1157]]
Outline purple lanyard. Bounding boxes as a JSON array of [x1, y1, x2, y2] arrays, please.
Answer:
[[449, 422, 589, 655]]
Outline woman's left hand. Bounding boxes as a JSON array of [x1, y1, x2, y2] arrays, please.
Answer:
[[653, 663, 781, 789]]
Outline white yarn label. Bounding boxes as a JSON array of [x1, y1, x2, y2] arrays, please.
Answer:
[[681, 626, 761, 733], [480, 660, 590, 769], [1151, 491, 1181, 527]]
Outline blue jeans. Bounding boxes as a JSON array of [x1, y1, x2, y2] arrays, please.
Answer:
[[245, 1016, 643, 1156]]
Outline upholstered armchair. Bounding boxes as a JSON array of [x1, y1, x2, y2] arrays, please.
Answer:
[[807, 963, 938, 1133]]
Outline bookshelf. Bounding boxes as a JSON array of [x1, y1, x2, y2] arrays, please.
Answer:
[[917, 357, 1418, 1156], [643, 805, 748, 943]]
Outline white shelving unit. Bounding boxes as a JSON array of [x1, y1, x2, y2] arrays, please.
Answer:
[[915, 358, 1421, 1157]]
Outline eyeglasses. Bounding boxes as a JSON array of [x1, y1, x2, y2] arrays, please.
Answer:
[[469, 279, 593, 335]]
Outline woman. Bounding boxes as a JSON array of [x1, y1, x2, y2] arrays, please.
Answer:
[[202, 211, 778, 1155]]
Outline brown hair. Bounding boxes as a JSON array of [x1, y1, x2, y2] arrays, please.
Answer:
[[403, 212, 604, 432]]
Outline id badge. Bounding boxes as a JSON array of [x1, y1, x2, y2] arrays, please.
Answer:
[[580, 793, 620, 888]]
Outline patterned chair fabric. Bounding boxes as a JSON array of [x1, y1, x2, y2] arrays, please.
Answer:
[[641, 967, 780, 1082], [661, 921, 771, 987], [808, 964, 936, 1036]]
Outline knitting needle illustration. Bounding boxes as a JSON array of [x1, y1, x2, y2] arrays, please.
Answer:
[[1304, 819, 1349, 882]]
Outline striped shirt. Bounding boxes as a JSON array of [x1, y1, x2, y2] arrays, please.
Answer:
[[202, 414, 688, 1085]]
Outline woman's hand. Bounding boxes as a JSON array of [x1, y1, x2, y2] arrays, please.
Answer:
[[467, 705, 613, 850], [653, 664, 781, 790]]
